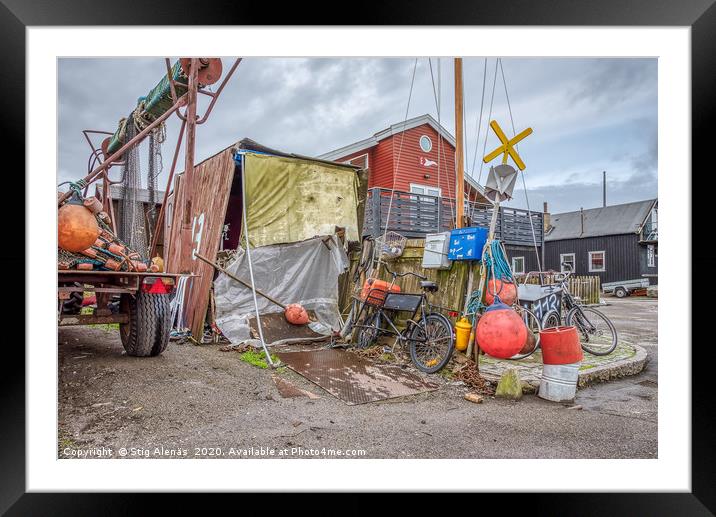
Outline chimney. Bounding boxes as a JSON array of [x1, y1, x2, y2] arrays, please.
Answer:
[[543, 201, 551, 231], [602, 171, 607, 207], [580, 207, 585, 236]]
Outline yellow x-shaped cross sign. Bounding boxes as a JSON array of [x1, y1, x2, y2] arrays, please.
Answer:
[[483, 120, 533, 171]]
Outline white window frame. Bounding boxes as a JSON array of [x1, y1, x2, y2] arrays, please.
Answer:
[[588, 250, 606, 272], [511, 256, 525, 275], [410, 183, 441, 197], [343, 152, 369, 170], [560, 253, 575, 273], [419, 134, 433, 153], [647, 244, 656, 268]]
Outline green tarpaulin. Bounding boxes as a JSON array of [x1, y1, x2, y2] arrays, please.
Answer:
[[243, 153, 360, 247]]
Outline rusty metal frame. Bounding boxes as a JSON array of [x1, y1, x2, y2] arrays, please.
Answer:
[[58, 313, 130, 327]]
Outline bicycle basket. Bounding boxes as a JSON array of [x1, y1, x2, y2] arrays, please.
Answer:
[[374, 231, 407, 260], [356, 278, 401, 308]]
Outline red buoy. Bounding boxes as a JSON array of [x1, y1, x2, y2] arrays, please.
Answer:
[[540, 326, 583, 364], [284, 303, 309, 325], [485, 279, 517, 306], [475, 299, 527, 359]]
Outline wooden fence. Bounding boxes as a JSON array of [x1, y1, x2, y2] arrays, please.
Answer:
[[338, 238, 471, 321], [517, 274, 602, 305]]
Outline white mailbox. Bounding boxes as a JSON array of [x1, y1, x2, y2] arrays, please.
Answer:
[[422, 232, 452, 269]]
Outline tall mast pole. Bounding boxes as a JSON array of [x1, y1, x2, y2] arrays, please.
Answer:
[[454, 57, 465, 228], [180, 58, 199, 274]]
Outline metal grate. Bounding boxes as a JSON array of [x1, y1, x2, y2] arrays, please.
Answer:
[[276, 348, 438, 405]]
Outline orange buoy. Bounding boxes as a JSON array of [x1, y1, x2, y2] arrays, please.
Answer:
[[475, 299, 527, 359], [485, 279, 517, 306], [520, 330, 537, 355], [540, 326, 583, 365], [58, 192, 101, 252], [284, 303, 309, 325]]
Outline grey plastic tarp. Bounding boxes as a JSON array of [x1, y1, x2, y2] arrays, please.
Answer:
[[213, 235, 349, 345]]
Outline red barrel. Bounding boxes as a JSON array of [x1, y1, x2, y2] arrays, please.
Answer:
[[539, 326, 583, 364]]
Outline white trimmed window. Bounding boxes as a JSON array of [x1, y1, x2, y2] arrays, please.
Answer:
[[511, 256, 525, 275], [647, 244, 656, 267], [410, 183, 441, 197], [588, 251, 606, 272], [560, 253, 575, 273], [343, 153, 368, 170], [419, 135, 433, 152]]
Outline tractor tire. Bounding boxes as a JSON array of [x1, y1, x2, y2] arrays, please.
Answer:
[[119, 291, 171, 357]]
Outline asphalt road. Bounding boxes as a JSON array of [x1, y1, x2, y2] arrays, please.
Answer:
[[58, 297, 657, 459]]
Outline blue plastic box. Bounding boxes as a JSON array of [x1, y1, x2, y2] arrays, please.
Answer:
[[447, 227, 488, 261]]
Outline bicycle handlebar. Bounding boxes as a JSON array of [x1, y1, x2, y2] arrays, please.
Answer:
[[380, 261, 427, 281]]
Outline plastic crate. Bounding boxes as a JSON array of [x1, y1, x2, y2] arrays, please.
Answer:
[[447, 227, 488, 261]]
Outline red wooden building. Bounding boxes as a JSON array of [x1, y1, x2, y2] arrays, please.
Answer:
[[319, 114, 488, 204], [319, 114, 545, 272]]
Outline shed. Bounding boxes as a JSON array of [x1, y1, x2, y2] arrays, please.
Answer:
[[544, 199, 658, 285], [163, 138, 363, 339]]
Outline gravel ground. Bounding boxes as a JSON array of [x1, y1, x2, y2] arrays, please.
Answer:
[[58, 297, 657, 459]]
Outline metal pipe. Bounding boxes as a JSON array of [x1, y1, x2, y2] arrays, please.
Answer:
[[196, 58, 242, 125], [164, 57, 178, 105], [602, 170, 607, 207], [149, 117, 186, 258], [240, 159, 276, 367], [179, 59, 198, 275], [58, 96, 186, 206], [194, 253, 286, 310]]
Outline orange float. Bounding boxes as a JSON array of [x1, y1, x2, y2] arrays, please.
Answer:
[[284, 303, 309, 325], [475, 300, 527, 359], [58, 193, 101, 252], [485, 279, 517, 306]]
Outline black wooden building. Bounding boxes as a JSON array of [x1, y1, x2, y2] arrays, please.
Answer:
[[543, 199, 658, 285]]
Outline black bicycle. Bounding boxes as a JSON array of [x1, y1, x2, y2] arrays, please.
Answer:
[[538, 264, 618, 356], [345, 262, 454, 373]]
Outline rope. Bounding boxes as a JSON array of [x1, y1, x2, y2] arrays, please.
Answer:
[[477, 59, 499, 189], [380, 58, 418, 253], [428, 57, 455, 224], [465, 58, 488, 219], [482, 239, 515, 285], [498, 58, 542, 272]]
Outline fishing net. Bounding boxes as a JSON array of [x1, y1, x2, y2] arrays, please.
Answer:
[[118, 119, 147, 258], [146, 124, 165, 250]]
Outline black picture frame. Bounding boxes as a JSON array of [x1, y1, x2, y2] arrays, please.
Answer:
[[2, 1, 711, 513]]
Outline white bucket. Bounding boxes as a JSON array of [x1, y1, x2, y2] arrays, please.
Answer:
[[538, 363, 580, 402]]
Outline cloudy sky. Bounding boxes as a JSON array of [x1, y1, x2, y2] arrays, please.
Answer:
[[58, 57, 657, 214]]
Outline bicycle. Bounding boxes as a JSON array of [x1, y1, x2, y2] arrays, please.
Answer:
[[344, 262, 455, 374], [522, 264, 618, 356]]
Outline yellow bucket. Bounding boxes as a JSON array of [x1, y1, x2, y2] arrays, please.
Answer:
[[455, 317, 472, 352]]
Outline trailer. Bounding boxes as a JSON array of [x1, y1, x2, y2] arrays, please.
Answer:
[[58, 270, 182, 356], [602, 278, 649, 298], [57, 57, 240, 356]]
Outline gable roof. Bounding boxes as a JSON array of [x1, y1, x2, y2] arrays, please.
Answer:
[[317, 113, 455, 162], [545, 199, 657, 241], [317, 113, 489, 201]]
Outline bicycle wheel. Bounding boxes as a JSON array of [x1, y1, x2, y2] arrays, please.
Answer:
[[566, 306, 618, 355], [356, 311, 382, 349], [511, 306, 542, 360], [408, 313, 454, 373], [541, 309, 561, 329]]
